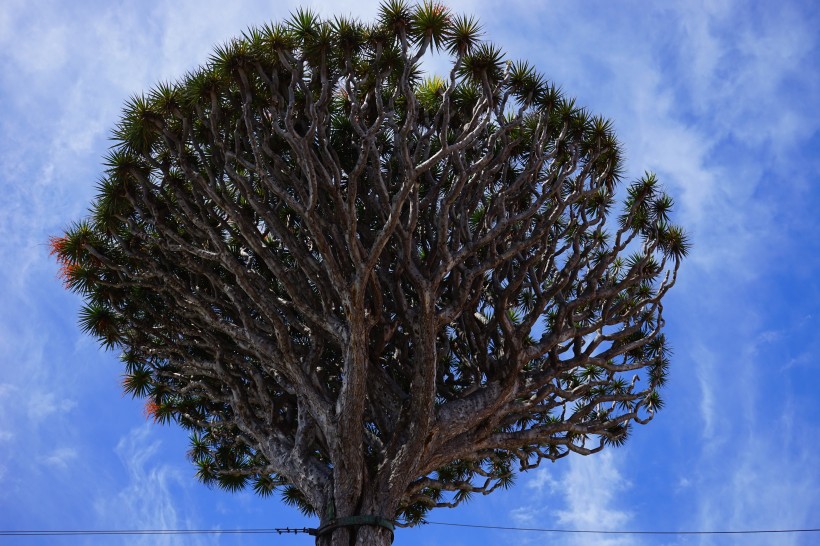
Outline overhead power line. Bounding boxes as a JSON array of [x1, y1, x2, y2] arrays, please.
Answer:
[[423, 521, 820, 535], [2, 523, 820, 538], [0, 528, 309, 537]]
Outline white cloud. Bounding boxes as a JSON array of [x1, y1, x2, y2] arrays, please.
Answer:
[[674, 0, 819, 155], [682, 309, 820, 545], [512, 452, 635, 546], [509, 505, 537, 527], [553, 453, 633, 546], [38, 447, 79, 469], [692, 414, 820, 546], [27, 391, 77, 423], [692, 345, 719, 443], [0, 0, 69, 78], [94, 424, 214, 546]]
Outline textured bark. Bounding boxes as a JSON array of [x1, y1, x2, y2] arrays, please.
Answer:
[[316, 526, 392, 546]]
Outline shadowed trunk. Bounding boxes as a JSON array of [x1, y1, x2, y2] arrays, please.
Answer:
[[316, 525, 393, 546], [313, 479, 398, 546]]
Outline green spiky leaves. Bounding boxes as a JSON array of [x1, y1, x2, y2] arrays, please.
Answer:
[[444, 14, 481, 56], [188, 431, 300, 504], [411, 1, 451, 50], [508, 60, 544, 102], [459, 42, 504, 85]]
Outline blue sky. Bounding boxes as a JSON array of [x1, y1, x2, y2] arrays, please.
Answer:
[[1, 1, 819, 545]]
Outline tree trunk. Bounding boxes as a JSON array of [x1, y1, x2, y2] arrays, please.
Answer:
[[315, 523, 393, 546], [313, 489, 397, 546]]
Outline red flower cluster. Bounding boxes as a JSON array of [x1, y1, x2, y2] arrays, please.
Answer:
[[48, 235, 78, 288], [143, 401, 162, 422]]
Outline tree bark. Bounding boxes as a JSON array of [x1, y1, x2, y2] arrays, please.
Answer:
[[315, 522, 394, 546]]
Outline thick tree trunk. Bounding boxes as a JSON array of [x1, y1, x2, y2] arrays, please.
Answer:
[[314, 523, 393, 546], [313, 488, 397, 546]]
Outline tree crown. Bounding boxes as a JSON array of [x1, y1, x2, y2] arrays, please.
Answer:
[[51, 0, 687, 531]]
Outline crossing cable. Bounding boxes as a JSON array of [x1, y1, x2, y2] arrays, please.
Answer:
[[422, 521, 820, 535], [0, 528, 310, 537]]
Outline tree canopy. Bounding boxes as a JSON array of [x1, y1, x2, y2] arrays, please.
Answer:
[[51, 1, 688, 544]]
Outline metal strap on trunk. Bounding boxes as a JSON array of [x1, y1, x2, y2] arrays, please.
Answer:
[[310, 515, 395, 539]]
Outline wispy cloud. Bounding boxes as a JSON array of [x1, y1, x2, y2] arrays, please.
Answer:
[[692, 344, 720, 444], [682, 307, 820, 545], [674, 1, 820, 153], [27, 391, 77, 423], [38, 447, 79, 469], [511, 451, 636, 546], [93, 424, 215, 546], [691, 409, 819, 546]]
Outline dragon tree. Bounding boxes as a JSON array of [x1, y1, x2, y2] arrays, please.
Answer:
[[50, 2, 688, 544]]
